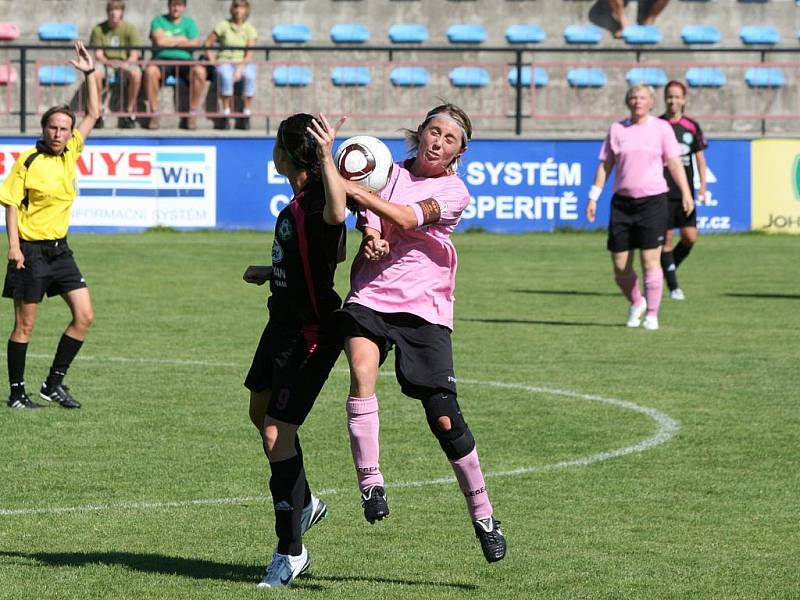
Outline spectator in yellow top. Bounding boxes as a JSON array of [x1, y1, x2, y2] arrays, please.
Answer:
[[203, 0, 258, 130], [0, 42, 100, 410], [89, 0, 142, 128]]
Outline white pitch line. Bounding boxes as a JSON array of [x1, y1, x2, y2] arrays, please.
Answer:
[[0, 379, 679, 518]]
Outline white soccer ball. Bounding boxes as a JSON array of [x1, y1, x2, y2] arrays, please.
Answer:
[[334, 135, 393, 192]]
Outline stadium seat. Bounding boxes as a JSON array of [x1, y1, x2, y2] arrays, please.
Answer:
[[740, 26, 779, 45], [0, 64, 16, 84], [564, 25, 603, 44], [625, 67, 668, 87], [744, 67, 786, 88], [681, 25, 721, 45], [685, 67, 726, 87], [388, 24, 428, 43], [505, 24, 546, 44], [449, 66, 490, 87], [567, 67, 607, 88], [272, 24, 312, 43], [38, 22, 78, 42], [331, 66, 371, 86], [330, 24, 370, 44], [622, 25, 662, 45], [0, 23, 19, 41], [272, 65, 312, 87], [38, 65, 77, 86], [507, 66, 548, 87], [390, 66, 430, 87], [447, 24, 487, 44]]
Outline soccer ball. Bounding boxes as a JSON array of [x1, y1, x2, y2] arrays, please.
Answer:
[[334, 136, 393, 192]]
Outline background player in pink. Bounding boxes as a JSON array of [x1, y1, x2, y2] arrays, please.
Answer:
[[336, 104, 506, 563], [659, 80, 708, 300], [586, 84, 693, 330]]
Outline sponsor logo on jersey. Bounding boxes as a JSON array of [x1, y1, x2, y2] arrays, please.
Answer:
[[272, 239, 284, 263], [278, 218, 293, 241]]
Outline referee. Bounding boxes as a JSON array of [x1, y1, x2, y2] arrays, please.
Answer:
[[1, 41, 100, 409]]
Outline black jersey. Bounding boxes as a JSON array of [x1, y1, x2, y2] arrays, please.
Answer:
[[659, 114, 708, 199], [268, 178, 346, 326]]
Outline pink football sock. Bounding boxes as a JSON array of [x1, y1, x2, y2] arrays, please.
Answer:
[[615, 272, 643, 306], [347, 394, 383, 492], [449, 448, 493, 521], [644, 269, 663, 317]]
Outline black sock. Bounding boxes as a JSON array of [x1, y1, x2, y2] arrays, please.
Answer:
[[673, 241, 693, 268], [262, 435, 310, 506], [46, 334, 83, 388], [268, 448, 307, 556], [7, 340, 28, 396], [661, 250, 679, 292]]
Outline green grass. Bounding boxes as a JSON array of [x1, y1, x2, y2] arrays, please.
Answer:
[[0, 231, 797, 599]]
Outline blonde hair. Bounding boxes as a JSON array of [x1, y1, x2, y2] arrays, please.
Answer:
[[404, 103, 472, 172], [625, 83, 655, 104]]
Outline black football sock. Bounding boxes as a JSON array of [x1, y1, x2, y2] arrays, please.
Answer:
[[673, 241, 693, 268], [661, 250, 679, 292], [269, 450, 307, 556], [46, 334, 83, 388], [7, 340, 28, 397]]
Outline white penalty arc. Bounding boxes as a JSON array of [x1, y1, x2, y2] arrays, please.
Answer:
[[0, 359, 679, 517]]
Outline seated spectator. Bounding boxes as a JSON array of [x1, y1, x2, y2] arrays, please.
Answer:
[[203, 0, 257, 130], [89, 0, 142, 129], [607, 0, 671, 38], [144, 0, 206, 130]]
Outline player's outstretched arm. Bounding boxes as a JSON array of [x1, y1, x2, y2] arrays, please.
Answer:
[[307, 113, 348, 226], [72, 41, 101, 140]]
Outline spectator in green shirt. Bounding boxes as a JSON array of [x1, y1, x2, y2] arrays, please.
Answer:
[[144, 0, 206, 130], [89, 0, 142, 129]]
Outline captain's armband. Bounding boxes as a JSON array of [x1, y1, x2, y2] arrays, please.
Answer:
[[415, 198, 442, 226]]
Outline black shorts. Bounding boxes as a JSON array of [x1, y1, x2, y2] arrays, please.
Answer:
[[244, 318, 342, 426], [666, 196, 698, 229], [607, 193, 668, 252], [336, 303, 456, 401], [2, 238, 87, 303]]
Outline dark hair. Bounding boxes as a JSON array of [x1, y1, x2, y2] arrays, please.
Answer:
[[276, 113, 320, 176], [665, 80, 688, 98], [40, 104, 76, 130]]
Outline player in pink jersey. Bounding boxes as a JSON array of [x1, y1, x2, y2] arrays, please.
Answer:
[[586, 84, 693, 330], [336, 104, 506, 563]]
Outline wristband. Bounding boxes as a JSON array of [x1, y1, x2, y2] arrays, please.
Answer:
[[83, 68, 96, 75], [588, 185, 602, 202]]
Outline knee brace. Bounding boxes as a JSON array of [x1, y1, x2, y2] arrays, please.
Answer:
[[423, 392, 475, 460]]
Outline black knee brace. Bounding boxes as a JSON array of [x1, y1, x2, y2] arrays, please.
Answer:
[[423, 392, 475, 460]]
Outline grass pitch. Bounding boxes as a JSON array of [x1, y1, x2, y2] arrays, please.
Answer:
[[0, 231, 797, 599]]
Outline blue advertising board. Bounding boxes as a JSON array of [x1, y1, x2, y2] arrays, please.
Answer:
[[0, 136, 752, 232]]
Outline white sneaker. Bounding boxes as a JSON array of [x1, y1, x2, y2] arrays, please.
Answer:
[[626, 300, 647, 327], [669, 288, 685, 300], [643, 315, 659, 330], [257, 546, 310, 588], [300, 495, 328, 536]]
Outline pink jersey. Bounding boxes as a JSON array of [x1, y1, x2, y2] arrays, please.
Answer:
[[599, 116, 681, 198], [346, 160, 470, 330]]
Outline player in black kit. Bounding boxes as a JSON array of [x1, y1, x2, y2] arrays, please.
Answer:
[[659, 81, 708, 300], [243, 112, 347, 588]]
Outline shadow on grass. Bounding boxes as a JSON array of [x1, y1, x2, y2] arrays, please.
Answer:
[[460, 317, 619, 328], [511, 289, 619, 297], [0, 551, 477, 590], [724, 292, 800, 300]]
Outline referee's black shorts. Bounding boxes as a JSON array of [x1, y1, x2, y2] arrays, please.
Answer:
[[666, 195, 698, 229], [336, 302, 457, 401], [244, 318, 342, 426], [607, 193, 668, 252], [2, 238, 87, 303]]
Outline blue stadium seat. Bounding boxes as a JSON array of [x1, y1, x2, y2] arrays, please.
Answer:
[[38, 65, 76, 86], [567, 67, 607, 88], [564, 25, 603, 44], [330, 24, 370, 44], [331, 66, 371, 86], [625, 67, 668, 87], [686, 67, 726, 87], [447, 24, 487, 44], [272, 24, 312, 43], [681, 25, 721, 44], [505, 24, 546, 44], [38, 22, 78, 42], [744, 67, 786, 88], [449, 67, 490, 87], [740, 26, 779, 45], [390, 66, 430, 87], [622, 25, 662, 45], [388, 24, 428, 43], [507, 66, 548, 87], [272, 66, 312, 87]]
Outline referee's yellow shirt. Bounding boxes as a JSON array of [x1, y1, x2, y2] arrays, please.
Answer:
[[0, 129, 84, 241]]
